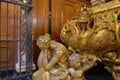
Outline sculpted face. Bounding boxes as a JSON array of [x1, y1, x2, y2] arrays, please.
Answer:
[[37, 34, 51, 49], [69, 53, 81, 69]]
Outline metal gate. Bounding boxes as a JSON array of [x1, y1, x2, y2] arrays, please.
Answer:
[[0, 0, 34, 80]]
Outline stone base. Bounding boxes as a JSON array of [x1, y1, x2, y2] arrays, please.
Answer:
[[15, 63, 36, 72]]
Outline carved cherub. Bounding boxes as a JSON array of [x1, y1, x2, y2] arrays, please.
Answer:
[[68, 53, 85, 80]]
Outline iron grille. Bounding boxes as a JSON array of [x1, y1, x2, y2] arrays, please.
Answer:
[[0, 0, 34, 80]]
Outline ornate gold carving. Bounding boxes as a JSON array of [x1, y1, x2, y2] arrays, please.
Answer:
[[60, 1, 120, 79], [33, 0, 120, 80]]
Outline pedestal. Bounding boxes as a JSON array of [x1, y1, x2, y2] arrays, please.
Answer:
[[15, 51, 36, 72]]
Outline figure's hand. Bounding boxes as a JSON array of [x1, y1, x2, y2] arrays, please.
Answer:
[[68, 68, 75, 76], [52, 70, 69, 80], [68, 68, 83, 77], [68, 47, 75, 52], [93, 56, 101, 62]]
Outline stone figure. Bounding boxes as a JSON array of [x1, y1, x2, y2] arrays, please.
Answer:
[[68, 53, 84, 80], [32, 34, 70, 80]]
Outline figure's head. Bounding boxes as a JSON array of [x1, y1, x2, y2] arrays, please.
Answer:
[[69, 53, 82, 69], [37, 34, 51, 49]]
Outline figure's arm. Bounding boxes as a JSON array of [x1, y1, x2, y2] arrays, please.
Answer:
[[42, 49, 49, 69], [44, 50, 64, 71], [82, 56, 99, 71], [82, 60, 96, 72], [37, 50, 44, 69], [68, 68, 83, 77]]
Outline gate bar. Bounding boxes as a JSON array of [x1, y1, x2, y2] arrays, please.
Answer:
[[1, 0, 33, 8], [0, 1, 1, 78]]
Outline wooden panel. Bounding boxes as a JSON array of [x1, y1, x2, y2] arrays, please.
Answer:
[[33, 40, 40, 65], [1, 47, 10, 62], [33, 0, 49, 40], [51, 0, 78, 41], [33, 0, 38, 40], [32, 0, 91, 41], [51, 0, 63, 41], [33, 0, 49, 65], [63, 0, 76, 23], [0, 42, 18, 70]]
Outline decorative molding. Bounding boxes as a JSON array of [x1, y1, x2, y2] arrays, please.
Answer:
[[76, 0, 91, 5], [90, 0, 105, 5], [91, 0, 120, 13], [15, 63, 36, 72]]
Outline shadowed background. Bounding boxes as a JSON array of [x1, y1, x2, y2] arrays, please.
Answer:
[[85, 63, 114, 80]]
